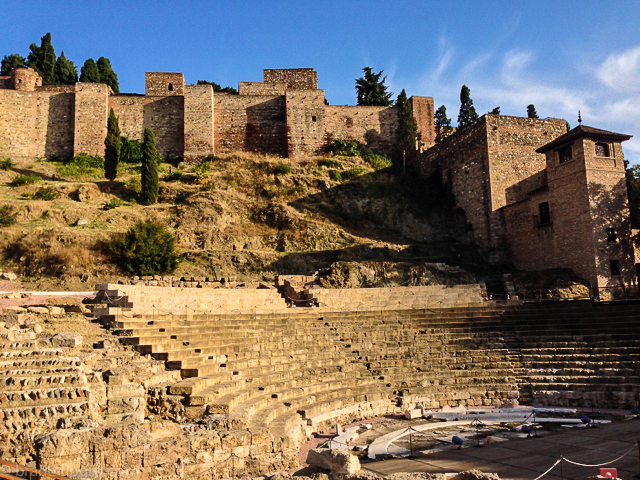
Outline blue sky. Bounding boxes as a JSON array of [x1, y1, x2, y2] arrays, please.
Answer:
[[4, 1, 640, 159]]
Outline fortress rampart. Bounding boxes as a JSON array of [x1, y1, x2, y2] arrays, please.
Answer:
[[0, 67, 435, 161]]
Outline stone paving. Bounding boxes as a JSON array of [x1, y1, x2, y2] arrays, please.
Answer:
[[363, 419, 639, 479]]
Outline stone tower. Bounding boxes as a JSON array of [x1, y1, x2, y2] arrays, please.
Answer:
[[536, 125, 635, 297]]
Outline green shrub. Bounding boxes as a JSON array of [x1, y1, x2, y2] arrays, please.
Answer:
[[164, 171, 184, 182], [273, 162, 292, 175], [109, 221, 179, 275], [33, 186, 60, 201], [56, 153, 105, 178], [0, 205, 17, 227], [120, 137, 143, 163], [103, 198, 125, 210], [330, 167, 367, 182], [362, 152, 392, 170], [159, 153, 183, 167], [11, 174, 41, 186], [327, 139, 362, 156], [125, 177, 141, 194], [319, 159, 343, 169], [193, 162, 210, 183], [0, 157, 15, 170]]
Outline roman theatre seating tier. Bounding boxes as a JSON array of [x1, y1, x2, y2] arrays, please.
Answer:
[[94, 284, 640, 448]]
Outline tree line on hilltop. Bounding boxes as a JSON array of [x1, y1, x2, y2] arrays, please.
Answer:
[[1, 33, 119, 92]]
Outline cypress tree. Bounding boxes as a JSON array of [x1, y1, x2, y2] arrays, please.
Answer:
[[140, 128, 159, 205], [355, 67, 393, 107], [54, 51, 78, 85], [395, 89, 417, 154], [434, 105, 453, 143], [97, 57, 119, 93], [457, 85, 478, 128], [80, 58, 101, 83], [26, 33, 56, 85], [1, 54, 26, 76], [527, 104, 539, 119], [104, 108, 121, 181]]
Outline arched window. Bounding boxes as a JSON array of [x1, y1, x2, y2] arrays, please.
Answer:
[[595, 142, 609, 157], [168, 83, 174, 92], [559, 146, 572, 163]]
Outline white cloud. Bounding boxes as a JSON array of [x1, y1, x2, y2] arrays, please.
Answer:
[[597, 46, 640, 92]]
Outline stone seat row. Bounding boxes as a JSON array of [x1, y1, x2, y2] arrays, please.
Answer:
[[0, 385, 91, 408], [0, 372, 87, 389], [0, 402, 90, 434]]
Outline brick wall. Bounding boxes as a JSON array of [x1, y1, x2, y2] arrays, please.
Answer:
[[145, 72, 185, 96], [324, 105, 397, 154], [286, 90, 326, 159], [74, 83, 109, 156], [109, 95, 145, 140], [184, 85, 214, 162], [214, 93, 287, 156], [143, 96, 184, 156], [264, 68, 317, 89]]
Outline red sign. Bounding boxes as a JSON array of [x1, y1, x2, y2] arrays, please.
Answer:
[[600, 468, 617, 478]]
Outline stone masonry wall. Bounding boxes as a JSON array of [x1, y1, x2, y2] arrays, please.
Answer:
[[264, 68, 317, 89], [184, 85, 214, 162], [109, 95, 145, 141], [73, 83, 109, 156], [214, 93, 287, 156], [0, 89, 75, 160], [414, 117, 492, 248], [410, 96, 435, 146], [143, 96, 184, 156], [286, 90, 326, 159], [238, 82, 286, 96], [324, 105, 398, 154], [146, 72, 185, 97]]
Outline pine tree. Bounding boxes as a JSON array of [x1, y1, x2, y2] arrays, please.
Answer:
[[527, 104, 539, 119], [355, 67, 393, 107], [97, 57, 120, 93], [197, 79, 237, 94], [54, 51, 78, 85], [489, 106, 501, 115], [104, 108, 121, 181], [395, 89, 417, 154], [457, 85, 478, 128], [434, 105, 453, 143], [140, 128, 159, 205], [1, 54, 26, 76], [80, 58, 101, 83], [26, 33, 56, 85]]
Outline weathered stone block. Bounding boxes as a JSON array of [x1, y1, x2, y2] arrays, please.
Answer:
[[52, 332, 83, 348]]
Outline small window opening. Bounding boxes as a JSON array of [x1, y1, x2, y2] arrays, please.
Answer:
[[538, 202, 551, 225], [606, 228, 618, 244], [311, 115, 317, 122], [610, 259, 621, 276], [168, 83, 174, 91], [559, 146, 572, 163], [595, 142, 610, 157], [18, 79, 22, 84], [459, 150, 464, 163]]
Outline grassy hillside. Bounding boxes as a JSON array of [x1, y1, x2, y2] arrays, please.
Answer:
[[0, 151, 488, 290]]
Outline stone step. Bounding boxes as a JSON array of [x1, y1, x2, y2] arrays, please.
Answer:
[[0, 401, 91, 433], [0, 386, 92, 408], [0, 372, 86, 389]]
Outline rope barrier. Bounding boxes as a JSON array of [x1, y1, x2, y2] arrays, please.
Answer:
[[532, 459, 561, 480], [562, 443, 637, 467]]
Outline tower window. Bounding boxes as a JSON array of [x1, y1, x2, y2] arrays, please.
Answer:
[[610, 259, 621, 276], [538, 202, 551, 225], [606, 227, 618, 243], [595, 142, 610, 157], [312, 116, 317, 122], [559, 146, 572, 163], [168, 83, 174, 91]]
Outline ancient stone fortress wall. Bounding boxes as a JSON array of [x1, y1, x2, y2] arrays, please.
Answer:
[[503, 127, 636, 293], [413, 115, 568, 253], [0, 67, 435, 162]]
